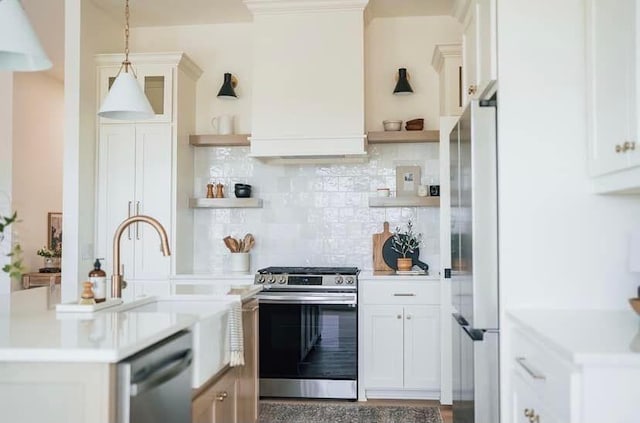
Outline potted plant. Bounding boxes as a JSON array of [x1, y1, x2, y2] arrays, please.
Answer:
[[37, 245, 62, 270], [1, 211, 25, 278], [391, 220, 423, 271]]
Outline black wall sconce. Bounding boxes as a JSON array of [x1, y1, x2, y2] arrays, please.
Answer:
[[393, 68, 413, 95], [217, 73, 238, 99]]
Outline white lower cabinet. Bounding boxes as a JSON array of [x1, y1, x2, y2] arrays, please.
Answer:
[[361, 279, 440, 399]]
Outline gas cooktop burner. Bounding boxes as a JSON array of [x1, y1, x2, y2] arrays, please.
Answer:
[[257, 266, 359, 276], [255, 267, 360, 289]]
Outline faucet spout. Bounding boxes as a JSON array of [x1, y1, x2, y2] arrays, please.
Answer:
[[111, 215, 171, 298]]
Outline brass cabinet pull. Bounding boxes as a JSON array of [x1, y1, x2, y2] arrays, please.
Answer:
[[615, 144, 622, 153], [467, 84, 477, 95], [406, 315, 412, 320], [524, 409, 534, 418], [216, 391, 228, 401], [397, 314, 402, 319], [623, 141, 636, 152], [393, 293, 416, 297], [524, 409, 540, 423]]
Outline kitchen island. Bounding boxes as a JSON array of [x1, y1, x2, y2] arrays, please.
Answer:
[[0, 285, 261, 423]]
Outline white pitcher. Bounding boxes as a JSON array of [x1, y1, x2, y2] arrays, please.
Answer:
[[211, 115, 234, 135]]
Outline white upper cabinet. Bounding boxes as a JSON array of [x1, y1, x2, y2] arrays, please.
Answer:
[[455, 0, 497, 104], [586, 0, 640, 193], [431, 44, 463, 116]]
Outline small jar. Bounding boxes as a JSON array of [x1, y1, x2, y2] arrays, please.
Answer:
[[417, 185, 428, 197]]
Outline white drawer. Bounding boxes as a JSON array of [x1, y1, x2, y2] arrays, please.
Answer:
[[361, 281, 440, 305], [512, 328, 577, 421]]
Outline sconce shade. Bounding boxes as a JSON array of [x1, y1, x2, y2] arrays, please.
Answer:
[[98, 71, 154, 120], [217, 73, 238, 99], [393, 68, 413, 95], [0, 0, 52, 71]]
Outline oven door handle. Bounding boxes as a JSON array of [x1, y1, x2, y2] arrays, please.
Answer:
[[257, 294, 357, 305]]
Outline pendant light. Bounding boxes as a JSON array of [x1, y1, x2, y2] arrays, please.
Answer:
[[0, 0, 52, 71], [393, 68, 413, 96], [98, 0, 154, 121], [217, 73, 238, 99]]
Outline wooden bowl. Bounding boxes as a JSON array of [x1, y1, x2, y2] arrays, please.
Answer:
[[629, 298, 640, 315]]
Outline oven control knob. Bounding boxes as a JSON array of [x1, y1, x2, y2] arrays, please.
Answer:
[[267, 276, 276, 284], [335, 276, 344, 284], [346, 277, 355, 285], [257, 275, 266, 284], [277, 276, 286, 284]]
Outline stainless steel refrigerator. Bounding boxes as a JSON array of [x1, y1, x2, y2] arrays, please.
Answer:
[[450, 98, 499, 423]]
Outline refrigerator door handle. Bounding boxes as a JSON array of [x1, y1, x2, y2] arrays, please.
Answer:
[[462, 325, 484, 341], [453, 313, 469, 327]]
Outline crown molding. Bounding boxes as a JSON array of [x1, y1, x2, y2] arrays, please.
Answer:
[[451, 0, 472, 23], [244, 0, 369, 15], [431, 43, 462, 72]]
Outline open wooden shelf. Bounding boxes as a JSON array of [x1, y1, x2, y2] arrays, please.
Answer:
[[189, 134, 250, 147], [368, 196, 440, 207], [189, 198, 263, 208], [367, 130, 440, 144]]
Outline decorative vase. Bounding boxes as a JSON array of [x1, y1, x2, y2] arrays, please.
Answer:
[[43, 257, 54, 268], [397, 257, 413, 271]]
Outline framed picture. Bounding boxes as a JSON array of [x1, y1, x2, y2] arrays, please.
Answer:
[[396, 166, 421, 197], [47, 212, 62, 251]]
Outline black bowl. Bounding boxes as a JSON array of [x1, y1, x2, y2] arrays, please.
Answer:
[[234, 186, 252, 198], [234, 183, 251, 189]]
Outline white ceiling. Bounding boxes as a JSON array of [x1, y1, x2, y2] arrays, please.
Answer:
[[91, 0, 455, 27]]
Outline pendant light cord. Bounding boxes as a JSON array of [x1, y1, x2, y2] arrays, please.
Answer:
[[122, 0, 132, 74]]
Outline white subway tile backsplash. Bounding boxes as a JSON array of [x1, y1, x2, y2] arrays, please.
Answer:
[[191, 143, 441, 274]]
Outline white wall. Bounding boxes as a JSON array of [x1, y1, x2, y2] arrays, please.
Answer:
[[0, 73, 14, 294], [497, 0, 640, 420], [365, 16, 462, 132], [62, 0, 121, 303], [130, 23, 253, 135], [192, 143, 441, 274], [12, 73, 64, 274]]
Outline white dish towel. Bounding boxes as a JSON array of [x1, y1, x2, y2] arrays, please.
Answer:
[[228, 300, 245, 367]]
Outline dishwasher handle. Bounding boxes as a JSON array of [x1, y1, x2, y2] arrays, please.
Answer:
[[130, 349, 193, 397]]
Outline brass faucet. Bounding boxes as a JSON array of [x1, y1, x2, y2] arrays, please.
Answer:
[[111, 215, 171, 298]]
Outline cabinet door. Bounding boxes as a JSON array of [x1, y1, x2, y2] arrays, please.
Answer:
[[586, 0, 637, 176], [462, 10, 477, 104], [512, 371, 562, 423], [98, 64, 173, 124], [96, 124, 136, 280], [237, 300, 259, 423], [363, 305, 404, 389], [192, 368, 238, 423], [475, 0, 497, 98], [133, 124, 172, 279], [403, 305, 440, 391]]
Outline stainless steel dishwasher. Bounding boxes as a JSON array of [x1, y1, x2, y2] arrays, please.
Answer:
[[117, 331, 193, 423]]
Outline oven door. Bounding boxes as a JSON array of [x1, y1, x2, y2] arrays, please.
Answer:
[[258, 291, 358, 399]]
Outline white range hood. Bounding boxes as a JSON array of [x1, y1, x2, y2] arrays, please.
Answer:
[[244, 0, 369, 163]]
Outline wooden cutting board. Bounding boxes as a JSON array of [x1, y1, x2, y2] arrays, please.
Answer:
[[372, 221, 394, 271]]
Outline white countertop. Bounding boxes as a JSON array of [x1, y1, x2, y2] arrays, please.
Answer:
[[0, 308, 197, 363], [508, 309, 640, 366], [358, 271, 440, 281], [0, 285, 259, 364]]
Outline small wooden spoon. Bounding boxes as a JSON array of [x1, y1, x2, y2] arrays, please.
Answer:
[[223, 236, 237, 252], [243, 233, 255, 252]]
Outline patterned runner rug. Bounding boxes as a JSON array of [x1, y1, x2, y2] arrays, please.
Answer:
[[259, 400, 443, 423]]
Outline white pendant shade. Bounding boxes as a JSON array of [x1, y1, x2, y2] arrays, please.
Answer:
[[0, 0, 52, 71], [98, 71, 154, 121]]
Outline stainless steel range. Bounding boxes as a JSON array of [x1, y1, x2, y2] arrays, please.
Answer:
[[255, 266, 359, 400]]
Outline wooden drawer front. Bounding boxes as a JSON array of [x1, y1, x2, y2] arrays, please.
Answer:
[[512, 328, 576, 421], [361, 281, 440, 305]]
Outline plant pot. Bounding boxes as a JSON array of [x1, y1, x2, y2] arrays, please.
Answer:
[[397, 258, 413, 271]]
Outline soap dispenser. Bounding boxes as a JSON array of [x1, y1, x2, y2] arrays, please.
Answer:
[[89, 259, 107, 303]]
